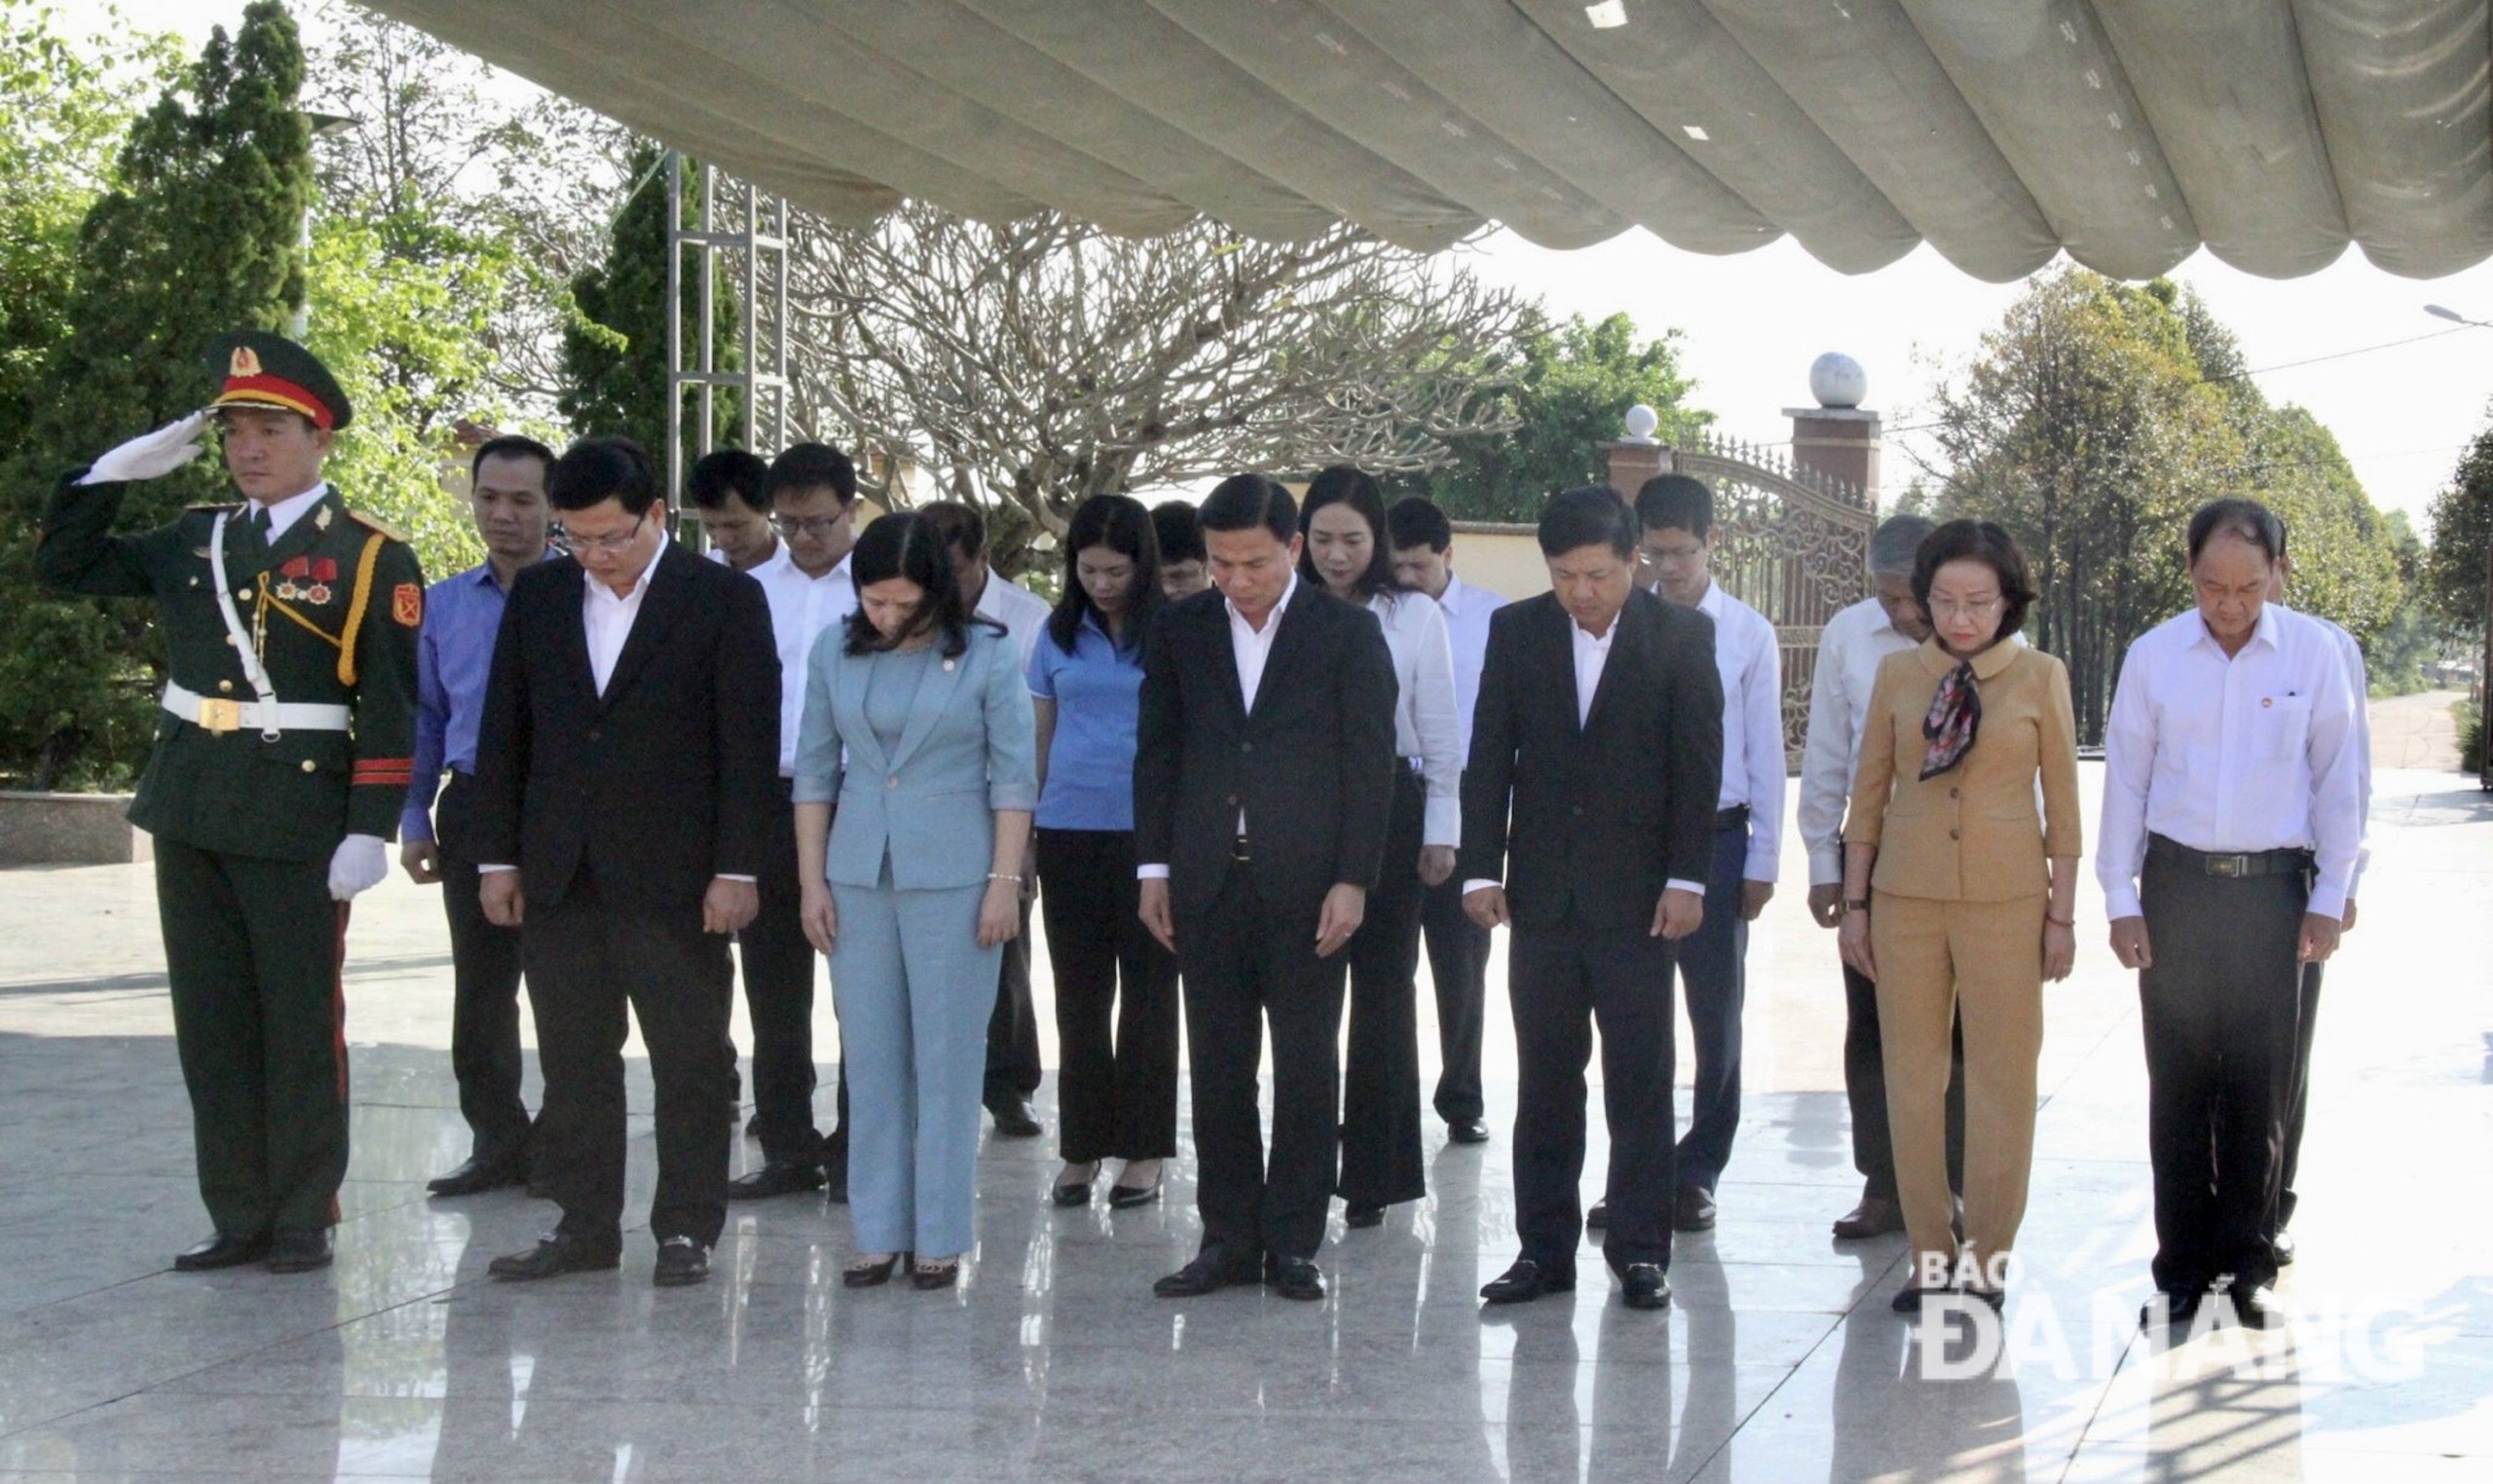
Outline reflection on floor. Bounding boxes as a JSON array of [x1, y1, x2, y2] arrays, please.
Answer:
[[0, 766, 2486, 1482]]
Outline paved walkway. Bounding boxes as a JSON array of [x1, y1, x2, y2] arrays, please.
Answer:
[[0, 758, 2486, 1482]]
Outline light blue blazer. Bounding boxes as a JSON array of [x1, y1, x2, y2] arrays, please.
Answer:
[[793, 621, 1038, 890]]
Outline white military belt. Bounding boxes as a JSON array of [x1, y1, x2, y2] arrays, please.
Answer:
[[162, 682, 350, 735]]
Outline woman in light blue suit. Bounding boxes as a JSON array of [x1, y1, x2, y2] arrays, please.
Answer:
[[794, 512, 1037, 1291]]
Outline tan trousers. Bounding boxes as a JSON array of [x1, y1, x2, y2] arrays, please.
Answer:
[[1870, 892, 2046, 1286]]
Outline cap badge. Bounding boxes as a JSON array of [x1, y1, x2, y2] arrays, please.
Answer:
[[230, 346, 263, 379]]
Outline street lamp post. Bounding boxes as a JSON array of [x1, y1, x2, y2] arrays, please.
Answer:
[[2429, 306, 2493, 790]]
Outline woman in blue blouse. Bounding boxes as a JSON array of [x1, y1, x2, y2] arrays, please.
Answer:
[[795, 512, 1037, 1291], [1030, 495, 1181, 1209]]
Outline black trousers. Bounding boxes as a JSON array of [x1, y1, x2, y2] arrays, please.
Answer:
[[1673, 822, 1749, 1190], [984, 897, 1041, 1107], [1037, 828, 1179, 1163], [1177, 866, 1348, 1262], [1843, 961, 1965, 1202], [2272, 959, 2324, 1238], [154, 838, 350, 1235], [434, 772, 531, 1165], [739, 778, 825, 1165], [1421, 872, 1490, 1126], [523, 871, 734, 1248], [1509, 917, 1676, 1276], [2138, 846, 2306, 1292], [1339, 765, 1428, 1207]]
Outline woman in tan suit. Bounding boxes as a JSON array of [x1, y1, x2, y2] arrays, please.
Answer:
[[1837, 520, 2081, 1313]]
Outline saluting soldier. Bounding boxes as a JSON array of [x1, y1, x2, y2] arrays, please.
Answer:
[[35, 331, 424, 1276]]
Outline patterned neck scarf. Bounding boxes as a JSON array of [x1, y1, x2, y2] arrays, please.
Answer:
[[1919, 659, 1982, 781]]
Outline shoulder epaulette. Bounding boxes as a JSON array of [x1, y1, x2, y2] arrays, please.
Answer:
[[345, 508, 409, 542]]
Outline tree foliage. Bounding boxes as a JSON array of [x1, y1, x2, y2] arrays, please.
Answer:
[[1406, 309, 1710, 523], [2425, 412, 2493, 646], [2, 0, 310, 789], [781, 206, 1528, 563], [1921, 268, 2405, 742]]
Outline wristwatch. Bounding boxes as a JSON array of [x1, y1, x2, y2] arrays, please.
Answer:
[[1842, 898, 1871, 916]]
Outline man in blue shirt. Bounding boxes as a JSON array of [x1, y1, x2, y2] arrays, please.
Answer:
[[401, 434, 557, 1197]]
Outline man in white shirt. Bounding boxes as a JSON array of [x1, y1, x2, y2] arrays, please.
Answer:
[[2100, 500, 2364, 1332], [718, 444, 864, 1201], [1796, 514, 1965, 1240], [921, 500, 1055, 1139], [1387, 496, 1505, 1145], [2264, 528, 2371, 1268], [1633, 476, 1783, 1233]]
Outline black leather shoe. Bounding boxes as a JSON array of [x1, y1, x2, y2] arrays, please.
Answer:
[[2228, 1282, 2283, 1330], [173, 1231, 269, 1271], [1619, 1263, 1671, 1310], [265, 1229, 333, 1274], [1153, 1243, 1261, 1298], [428, 1153, 528, 1198], [986, 1096, 1042, 1138], [1447, 1119, 1491, 1145], [1344, 1202, 1386, 1229], [1265, 1255, 1326, 1302], [1673, 1183, 1717, 1232], [726, 1159, 827, 1201], [1833, 1193, 1903, 1240], [652, 1237, 709, 1287], [1480, 1259, 1573, 1305], [1585, 1199, 1609, 1230], [1891, 1282, 1947, 1315], [490, 1232, 622, 1281], [2141, 1288, 2205, 1333]]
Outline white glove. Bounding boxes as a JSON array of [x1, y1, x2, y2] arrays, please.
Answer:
[[80, 410, 208, 485], [327, 834, 390, 902]]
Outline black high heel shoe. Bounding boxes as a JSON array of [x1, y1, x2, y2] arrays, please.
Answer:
[[912, 1257, 960, 1290], [842, 1251, 907, 1288], [1051, 1163, 1098, 1207]]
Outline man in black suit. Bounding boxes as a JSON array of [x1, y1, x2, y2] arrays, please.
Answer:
[[469, 436, 780, 1289], [1135, 474, 1397, 1302], [1463, 487, 1724, 1312]]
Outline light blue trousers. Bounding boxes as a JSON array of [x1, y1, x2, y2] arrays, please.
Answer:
[[830, 878, 1002, 1258]]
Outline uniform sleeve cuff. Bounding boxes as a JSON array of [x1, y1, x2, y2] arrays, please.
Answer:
[[479, 864, 516, 873], [1668, 878, 1705, 898], [1462, 879, 1500, 896], [1137, 864, 1170, 880]]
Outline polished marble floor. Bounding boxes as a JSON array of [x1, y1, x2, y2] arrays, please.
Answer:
[[0, 763, 2488, 1482]]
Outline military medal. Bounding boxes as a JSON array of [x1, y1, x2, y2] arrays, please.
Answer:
[[305, 583, 332, 605]]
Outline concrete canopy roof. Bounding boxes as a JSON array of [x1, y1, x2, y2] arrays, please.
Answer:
[[367, 0, 2493, 281]]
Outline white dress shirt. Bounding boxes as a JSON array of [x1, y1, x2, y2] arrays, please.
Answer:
[[583, 531, 665, 694], [975, 570, 1053, 671], [1466, 607, 1701, 899], [1372, 590, 1463, 846], [1695, 580, 1786, 883], [1434, 573, 1505, 764], [1798, 596, 1921, 887], [2097, 605, 2366, 921], [755, 547, 858, 776], [1139, 575, 1299, 880], [248, 482, 328, 542]]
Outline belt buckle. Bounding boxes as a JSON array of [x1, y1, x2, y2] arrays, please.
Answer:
[[197, 698, 242, 734], [2207, 853, 2250, 879]]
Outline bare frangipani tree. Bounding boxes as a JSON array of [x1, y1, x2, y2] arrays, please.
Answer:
[[781, 204, 1528, 539]]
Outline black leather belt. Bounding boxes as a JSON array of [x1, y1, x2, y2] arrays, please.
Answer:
[[1715, 804, 1750, 833], [2148, 834, 2312, 880]]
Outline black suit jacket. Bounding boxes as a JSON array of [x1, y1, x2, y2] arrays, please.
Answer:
[[1459, 588, 1725, 935], [470, 540, 779, 909], [1134, 582, 1398, 923]]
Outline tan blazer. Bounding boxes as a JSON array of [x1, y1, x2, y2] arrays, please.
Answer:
[[1842, 638, 2082, 903]]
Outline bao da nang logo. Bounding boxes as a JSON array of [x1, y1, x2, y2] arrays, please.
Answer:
[[1904, 1255, 2456, 1384]]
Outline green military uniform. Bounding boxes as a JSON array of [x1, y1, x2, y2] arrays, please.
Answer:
[[34, 333, 423, 1243]]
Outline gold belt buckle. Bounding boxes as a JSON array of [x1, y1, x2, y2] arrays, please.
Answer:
[[197, 697, 242, 734]]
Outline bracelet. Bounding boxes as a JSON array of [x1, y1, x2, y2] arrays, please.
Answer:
[[986, 872, 1023, 885], [2045, 913, 2074, 927]]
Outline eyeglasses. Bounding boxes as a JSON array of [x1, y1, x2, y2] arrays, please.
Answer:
[[561, 512, 647, 555], [770, 514, 847, 538], [1929, 595, 2003, 621]]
